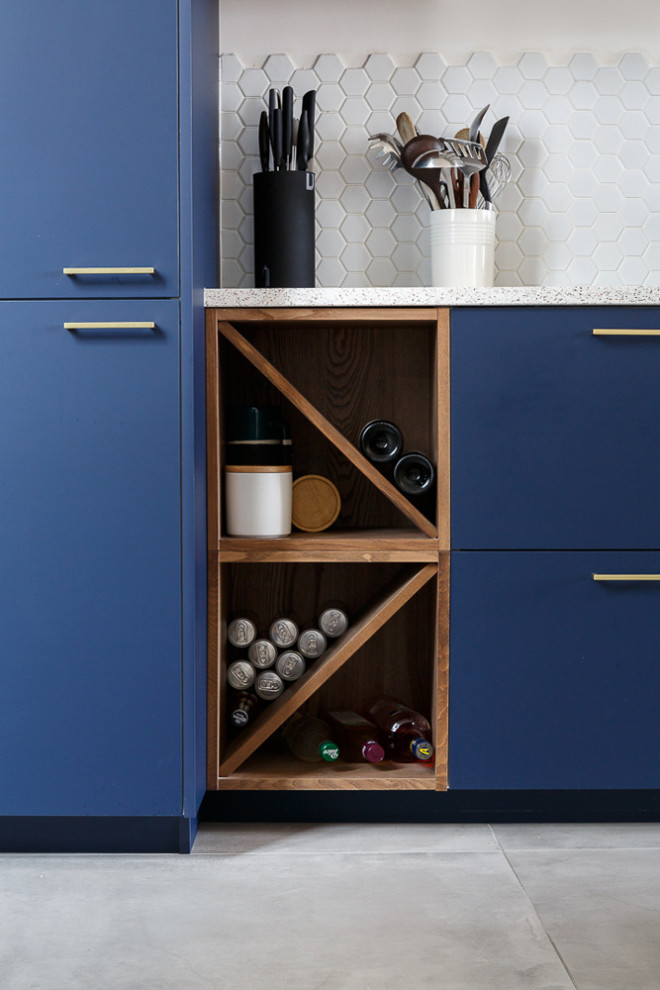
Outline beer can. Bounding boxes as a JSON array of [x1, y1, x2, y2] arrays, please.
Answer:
[[298, 628, 327, 659], [254, 669, 285, 701], [269, 617, 299, 649], [275, 650, 306, 682], [227, 617, 258, 649], [318, 606, 349, 638], [247, 638, 278, 669], [226, 659, 256, 690]]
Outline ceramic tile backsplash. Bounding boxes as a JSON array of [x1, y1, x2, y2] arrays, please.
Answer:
[[220, 52, 660, 288]]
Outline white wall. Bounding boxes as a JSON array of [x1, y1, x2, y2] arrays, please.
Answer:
[[220, 0, 660, 65]]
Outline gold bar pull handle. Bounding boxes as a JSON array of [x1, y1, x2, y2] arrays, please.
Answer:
[[63, 267, 156, 275], [592, 573, 660, 581], [64, 322, 156, 330], [592, 328, 660, 336]]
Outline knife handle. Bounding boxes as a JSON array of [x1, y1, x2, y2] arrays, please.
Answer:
[[297, 110, 310, 171], [302, 90, 316, 160], [272, 108, 283, 171], [282, 86, 293, 170]]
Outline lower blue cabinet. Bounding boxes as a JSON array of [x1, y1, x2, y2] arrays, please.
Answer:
[[0, 301, 183, 815], [449, 550, 660, 789]]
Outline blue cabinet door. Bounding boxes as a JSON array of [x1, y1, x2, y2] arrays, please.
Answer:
[[449, 551, 660, 789], [0, 2, 178, 299], [451, 307, 660, 549], [0, 301, 182, 814]]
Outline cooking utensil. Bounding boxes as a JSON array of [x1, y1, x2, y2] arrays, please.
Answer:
[[480, 115, 509, 203], [469, 104, 490, 145], [259, 110, 270, 172], [297, 109, 310, 171], [368, 132, 403, 171], [401, 134, 462, 209], [415, 138, 487, 209], [482, 152, 511, 203], [282, 86, 294, 170], [271, 107, 282, 171], [396, 111, 417, 145], [302, 90, 316, 161]]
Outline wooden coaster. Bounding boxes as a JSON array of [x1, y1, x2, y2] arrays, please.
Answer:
[[292, 474, 341, 532]]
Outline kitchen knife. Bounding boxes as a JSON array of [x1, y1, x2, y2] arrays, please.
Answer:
[[259, 110, 270, 172], [301, 90, 316, 161], [297, 109, 310, 171], [271, 107, 283, 171], [282, 86, 293, 170], [480, 115, 509, 203]]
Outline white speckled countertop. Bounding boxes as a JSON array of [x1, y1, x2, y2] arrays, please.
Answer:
[[205, 286, 660, 308]]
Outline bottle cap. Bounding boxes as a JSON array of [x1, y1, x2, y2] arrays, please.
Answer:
[[362, 741, 385, 764], [410, 737, 434, 761], [318, 740, 340, 762]]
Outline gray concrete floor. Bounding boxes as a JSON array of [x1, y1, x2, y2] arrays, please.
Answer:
[[2, 823, 660, 989]]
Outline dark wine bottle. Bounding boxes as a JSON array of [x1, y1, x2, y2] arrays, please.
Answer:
[[393, 451, 436, 519], [358, 420, 403, 471]]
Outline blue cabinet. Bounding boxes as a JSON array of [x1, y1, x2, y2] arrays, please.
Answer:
[[0, 2, 179, 299], [451, 307, 660, 550], [0, 301, 182, 814], [449, 551, 660, 789], [0, 1, 216, 845], [450, 306, 660, 790]]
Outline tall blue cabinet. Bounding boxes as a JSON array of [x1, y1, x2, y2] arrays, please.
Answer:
[[0, 1, 218, 851]]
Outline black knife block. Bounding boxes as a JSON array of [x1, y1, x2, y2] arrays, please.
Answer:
[[253, 171, 315, 288]]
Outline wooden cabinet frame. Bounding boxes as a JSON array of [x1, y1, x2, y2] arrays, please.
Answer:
[[206, 307, 450, 790]]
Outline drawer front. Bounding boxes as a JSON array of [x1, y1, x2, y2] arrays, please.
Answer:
[[449, 550, 660, 789], [451, 307, 660, 549]]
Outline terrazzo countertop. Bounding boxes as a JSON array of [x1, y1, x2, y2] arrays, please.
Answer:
[[204, 286, 660, 308]]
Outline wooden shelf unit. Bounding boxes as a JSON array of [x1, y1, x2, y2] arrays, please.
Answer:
[[206, 307, 450, 791]]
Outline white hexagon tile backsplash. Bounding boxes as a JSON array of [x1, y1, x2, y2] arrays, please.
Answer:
[[220, 52, 660, 288]]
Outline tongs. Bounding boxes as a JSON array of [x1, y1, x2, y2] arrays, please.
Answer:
[[413, 137, 487, 208]]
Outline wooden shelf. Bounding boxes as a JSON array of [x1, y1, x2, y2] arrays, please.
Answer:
[[217, 563, 437, 777], [213, 750, 436, 791], [216, 529, 439, 562], [216, 318, 438, 539], [205, 306, 451, 794]]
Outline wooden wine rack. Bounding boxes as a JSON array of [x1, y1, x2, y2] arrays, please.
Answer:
[[206, 307, 450, 791]]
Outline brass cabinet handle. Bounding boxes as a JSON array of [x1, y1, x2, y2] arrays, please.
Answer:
[[593, 573, 660, 581], [63, 267, 156, 275], [63, 322, 156, 330], [592, 328, 660, 336]]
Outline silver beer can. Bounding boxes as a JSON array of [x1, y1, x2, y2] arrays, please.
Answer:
[[227, 617, 258, 648], [247, 638, 278, 669], [269, 617, 299, 649], [318, 606, 349, 638], [226, 659, 256, 690], [275, 650, 306, 682], [254, 669, 285, 701], [298, 628, 327, 659]]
